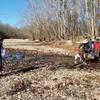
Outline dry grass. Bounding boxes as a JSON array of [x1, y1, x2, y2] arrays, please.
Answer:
[[48, 40, 79, 53]]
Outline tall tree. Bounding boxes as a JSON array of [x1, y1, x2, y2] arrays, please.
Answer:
[[21, 0, 99, 41]]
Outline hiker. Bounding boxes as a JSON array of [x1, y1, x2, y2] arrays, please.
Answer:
[[75, 36, 92, 64], [1, 46, 6, 58], [0, 37, 3, 70], [92, 37, 100, 62]]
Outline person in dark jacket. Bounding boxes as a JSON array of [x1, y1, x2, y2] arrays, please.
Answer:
[[0, 37, 3, 70], [79, 36, 92, 64]]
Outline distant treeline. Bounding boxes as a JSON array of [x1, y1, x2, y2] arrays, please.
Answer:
[[0, 23, 31, 39]]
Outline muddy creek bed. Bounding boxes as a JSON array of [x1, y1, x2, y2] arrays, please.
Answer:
[[0, 49, 100, 78]]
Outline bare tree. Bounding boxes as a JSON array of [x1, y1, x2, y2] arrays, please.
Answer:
[[20, 0, 99, 41]]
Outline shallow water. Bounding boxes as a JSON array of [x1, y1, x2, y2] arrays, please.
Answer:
[[5, 52, 24, 61]]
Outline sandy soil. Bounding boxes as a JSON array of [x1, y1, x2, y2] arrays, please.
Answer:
[[3, 39, 79, 56]]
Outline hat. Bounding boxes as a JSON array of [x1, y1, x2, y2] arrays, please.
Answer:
[[82, 39, 88, 44]]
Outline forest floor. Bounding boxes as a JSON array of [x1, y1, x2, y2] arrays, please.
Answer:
[[0, 39, 100, 100]]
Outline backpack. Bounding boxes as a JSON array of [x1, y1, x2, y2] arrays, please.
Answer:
[[79, 42, 91, 53], [83, 42, 91, 53]]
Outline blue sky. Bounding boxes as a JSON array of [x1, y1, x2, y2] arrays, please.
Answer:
[[0, 0, 99, 27], [0, 0, 27, 26]]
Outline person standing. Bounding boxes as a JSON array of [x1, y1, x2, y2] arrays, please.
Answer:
[[92, 38, 100, 62], [0, 37, 3, 70]]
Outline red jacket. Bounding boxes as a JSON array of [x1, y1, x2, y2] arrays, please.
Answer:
[[93, 41, 100, 51]]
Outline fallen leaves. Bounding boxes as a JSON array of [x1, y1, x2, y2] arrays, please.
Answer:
[[7, 79, 32, 95], [0, 48, 100, 100]]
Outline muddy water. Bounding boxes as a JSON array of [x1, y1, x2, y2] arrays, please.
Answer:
[[2, 49, 74, 70], [5, 52, 24, 61], [2, 49, 100, 72]]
